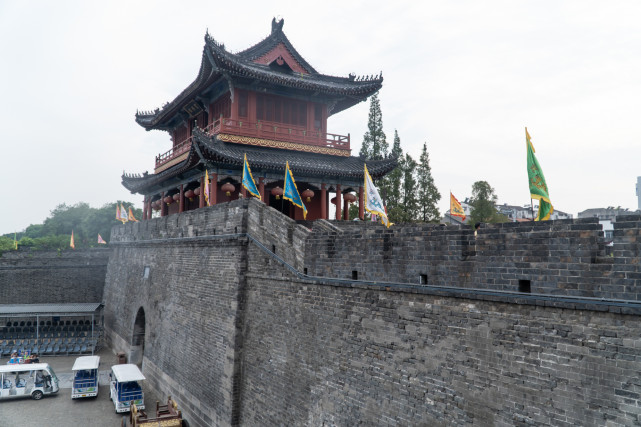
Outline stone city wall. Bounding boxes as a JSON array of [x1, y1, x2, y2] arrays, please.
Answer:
[[104, 201, 250, 426], [305, 215, 641, 300], [103, 199, 641, 426], [0, 249, 109, 304], [240, 269, 641, 426]]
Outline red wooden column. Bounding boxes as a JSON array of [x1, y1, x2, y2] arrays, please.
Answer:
[[335, 185, 342, 220], [210, 173, 218, 205], [321, 184, 327, 220], [247, 91, 257, 123], [259, 177, 265, 202], [146, 198, 153, 220], [230, 91, 239, 122], [142, 197, 148, 220], [199, 178, 205, 208], [179, 184, 185, 213], [306, 102, 314, 135], [359, 186, 364, 220], [160, 192, 167, 217], [343, 199, 349, 220]]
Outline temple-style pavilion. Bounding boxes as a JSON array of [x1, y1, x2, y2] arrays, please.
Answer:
[[122, 18, 397, 221]]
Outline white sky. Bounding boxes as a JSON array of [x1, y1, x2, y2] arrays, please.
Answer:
[[2, 1, 641, 234]]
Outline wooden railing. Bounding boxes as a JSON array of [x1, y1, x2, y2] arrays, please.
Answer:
[[155, 118, 350, 169], [155, 137, 193, 167]]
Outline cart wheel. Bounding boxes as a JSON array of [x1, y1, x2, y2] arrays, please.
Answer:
[[181, 420, 190, 427], [121, 415, 128, 427], [31, 390, 43, 400]]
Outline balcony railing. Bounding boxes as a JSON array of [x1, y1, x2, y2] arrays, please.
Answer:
[[155, 118, 350, 169], [155, 137, 193, 168]]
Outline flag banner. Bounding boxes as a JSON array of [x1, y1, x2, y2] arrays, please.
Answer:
[[283, 161, 307, 219], [14, 232, 17, 250], [204, 170, 211, 207], [116, 205, 121, 222], [526, 128, 554, 221], [450, 192, 466, 221], [364, 164, 390, 227], [97, 234, 107, 244], [70, 230, 75, 249], [120, 204, 129, 223], [242, 154, 261, 199], [128, 207, 139, 222]]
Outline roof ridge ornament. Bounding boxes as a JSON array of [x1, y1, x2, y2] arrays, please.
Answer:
[[271, 17, 284, 34]]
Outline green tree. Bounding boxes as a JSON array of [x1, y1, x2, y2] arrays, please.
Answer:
[[468, 181, 509, 224], [31, 235, 71, 250], [395, 153, 418, 222], [0, 236, 15, 252], [24, 224, 44, 238], [42, 202, 92, 243], [384, 130, 404, 223], [81, 202, 140, 246], [359, 93, 387, 160], [416, 142, 441, 222], [5, 200, 141, 250]]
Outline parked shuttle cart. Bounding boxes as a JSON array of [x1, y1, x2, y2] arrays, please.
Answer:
[[0, 363, 59, 400], [71, 355, 100, 398], [109, 364, 145, 413]]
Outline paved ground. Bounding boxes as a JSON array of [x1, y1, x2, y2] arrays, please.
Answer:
[[1, 348, 161, 427]]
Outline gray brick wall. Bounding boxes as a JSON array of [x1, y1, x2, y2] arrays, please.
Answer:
[[240, 270, 641, 426], [104, 202, 248, 426], [0, 249, 109, 304], [304, 216, 641, 300], [102, 199, 641, 426]]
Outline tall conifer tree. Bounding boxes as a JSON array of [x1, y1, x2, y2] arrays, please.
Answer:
[[360, 93, 387, 160], [399, 153, 418, 222], [416, 142, 441, 222], [385, 130, 404, 223]]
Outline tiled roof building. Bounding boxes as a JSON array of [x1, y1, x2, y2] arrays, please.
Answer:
[[124, 18, 396, 221]]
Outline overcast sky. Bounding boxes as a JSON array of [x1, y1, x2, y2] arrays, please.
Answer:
[[2, 1, 640, 235]]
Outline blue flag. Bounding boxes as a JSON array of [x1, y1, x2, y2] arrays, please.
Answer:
[[242, 154, 260, 199], [283, 161, 307, 219]]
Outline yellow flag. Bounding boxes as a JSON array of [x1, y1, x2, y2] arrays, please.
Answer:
[[70, 230, 75, 249], [204, 170, 211, 207], [450, 192, 466, 221]]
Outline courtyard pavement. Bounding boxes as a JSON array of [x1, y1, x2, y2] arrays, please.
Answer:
[[1, 348, 161, 427]]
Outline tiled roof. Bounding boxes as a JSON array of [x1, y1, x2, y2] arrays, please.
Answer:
[[122, 128, 397, 194], [135, 19, 382, 130], [0, 303, 103, 315], [236, 18, 317, 74]]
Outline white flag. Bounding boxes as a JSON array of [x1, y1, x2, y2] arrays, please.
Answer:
[[364, 164, 390, 227]]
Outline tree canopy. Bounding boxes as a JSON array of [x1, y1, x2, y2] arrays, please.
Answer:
[[359, 93, 388, 160], [416, 142, 441, 222], [468, 181, 509, 224], [2, 201, 141, 252]]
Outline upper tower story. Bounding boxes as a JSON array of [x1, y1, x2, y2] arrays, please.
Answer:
[[135, 18, 383, 173]]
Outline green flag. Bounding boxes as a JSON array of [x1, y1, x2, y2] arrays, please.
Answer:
[[526, 128, 553, 221]]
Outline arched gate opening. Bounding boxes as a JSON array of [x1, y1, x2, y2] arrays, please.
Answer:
[[130, 307, 145, 366]]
